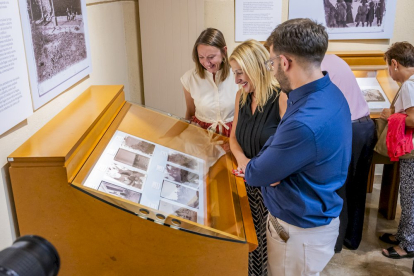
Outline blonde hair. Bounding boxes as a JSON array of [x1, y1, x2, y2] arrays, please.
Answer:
[[229, 40, 279, 111], [192, 28, 230, 83]]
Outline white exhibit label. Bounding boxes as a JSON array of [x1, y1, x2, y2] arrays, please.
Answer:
[[0, 0, 33, 135], [235, 0, 282, 42]]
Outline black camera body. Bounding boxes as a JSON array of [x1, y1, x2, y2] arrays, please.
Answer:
[[0, 236, 59, 276]]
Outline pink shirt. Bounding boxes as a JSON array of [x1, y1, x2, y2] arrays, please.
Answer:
[[321, 54, 370, 121]]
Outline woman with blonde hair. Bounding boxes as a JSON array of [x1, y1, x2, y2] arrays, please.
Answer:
[[229, 39, 287, 275], [181, 28, 239, 136]]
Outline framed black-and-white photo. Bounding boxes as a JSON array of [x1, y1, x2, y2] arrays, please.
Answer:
[[19, 0, 92, 109], [167, 152, 199, 171], [114, 148, 150, 171], [160, 180, 199, 209], [289, 0, 397, 40], [164, 164, 199, 189], [98, 181, 142, 203], [158, 200, 198, 222], [122, 136, 155, 156]]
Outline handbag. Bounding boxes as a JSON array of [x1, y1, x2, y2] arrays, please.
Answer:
[[374, 81, 414, 160]]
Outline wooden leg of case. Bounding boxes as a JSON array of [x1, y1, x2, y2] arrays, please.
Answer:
[[378, 162, 400, 220]]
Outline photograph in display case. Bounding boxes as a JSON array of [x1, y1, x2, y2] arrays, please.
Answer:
[[98, 181, 142, 203], [362, 88, 386, 102], [114, 148, 150, 171], [289, 0, 397, 40], [82, 130, 206, 224], [122, 136, 155, 156], [106, 163, 146, 190], [160, 180, 199, 209], [158, 200, 198, 222], [164, 164, 200, 189], [167, 152, 199, 171]]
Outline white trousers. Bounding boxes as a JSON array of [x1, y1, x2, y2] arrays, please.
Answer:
[[267, 216, 339, 276]]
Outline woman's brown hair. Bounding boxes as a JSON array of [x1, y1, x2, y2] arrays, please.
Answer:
[[384, 42, 414, 67], [192, 28, 230, 83]]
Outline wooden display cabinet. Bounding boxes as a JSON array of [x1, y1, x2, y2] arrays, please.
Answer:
[[333, 51, 400, 220], [8, 85, 257, 275]]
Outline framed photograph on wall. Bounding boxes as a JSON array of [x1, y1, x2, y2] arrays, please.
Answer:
[[288, 0, 397, 40], [18, 0, 92, 109]]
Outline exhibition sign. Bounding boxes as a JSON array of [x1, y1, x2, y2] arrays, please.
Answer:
[[19, 0, 92, 109], [0, 0, 33, 135], [235, 0, 283, 42]]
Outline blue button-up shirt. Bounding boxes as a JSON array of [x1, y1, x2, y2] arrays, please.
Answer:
[[245, 72, 352, 228]]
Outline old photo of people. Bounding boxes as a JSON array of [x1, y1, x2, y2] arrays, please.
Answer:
[[98, 181, 142, 203], [324, 0, 386, 30], [106, 163, 146, 190], [164, 164, 200, 189], [160, 180, 199, 209], [158, 200, 198, 222]]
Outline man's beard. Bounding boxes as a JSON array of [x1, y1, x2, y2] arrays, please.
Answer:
[[275, 63, 292, 93]]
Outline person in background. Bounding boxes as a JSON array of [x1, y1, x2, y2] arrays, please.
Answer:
[[366, 1, 375, 27], [379, 42, 414, 259], [244, 18, 352, 275], [355, 0, 368, 27], [321, 54, 376, 252], [229, 39, 287, 276], [181, 28, 239, 137], [336, 0, 347, 27], [345, 0, 354, 25]]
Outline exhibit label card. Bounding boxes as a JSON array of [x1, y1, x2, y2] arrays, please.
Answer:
[[235, 0, 282, 42], [289, 0, 397, 40], [0, 0, 33, 135], [18, 0, 92, 110]]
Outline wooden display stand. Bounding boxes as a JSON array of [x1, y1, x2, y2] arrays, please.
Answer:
[[334, 51, 400, 220], [8, 85, 257, 275]]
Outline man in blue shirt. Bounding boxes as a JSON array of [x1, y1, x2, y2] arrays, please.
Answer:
[[244, 18, 352, 275]]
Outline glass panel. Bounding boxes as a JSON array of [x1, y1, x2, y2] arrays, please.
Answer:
[[72, 103, 246, 242]]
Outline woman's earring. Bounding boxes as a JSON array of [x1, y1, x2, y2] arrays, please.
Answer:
[[395, 68, 397, 71]]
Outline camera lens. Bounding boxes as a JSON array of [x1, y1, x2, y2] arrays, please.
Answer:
[[0, 235, 60, 276]]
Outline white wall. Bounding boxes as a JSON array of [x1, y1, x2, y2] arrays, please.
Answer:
[[0, 0, 142, 249], [205, 0, 414, 54]]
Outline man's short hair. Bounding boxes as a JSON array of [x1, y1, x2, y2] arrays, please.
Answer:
[[266, 18, 328, 65]]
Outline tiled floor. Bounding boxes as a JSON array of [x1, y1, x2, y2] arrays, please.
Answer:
[[322, 166, 414, 275]]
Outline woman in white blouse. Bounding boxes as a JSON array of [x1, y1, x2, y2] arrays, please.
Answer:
[[181, 28, 239, 137]]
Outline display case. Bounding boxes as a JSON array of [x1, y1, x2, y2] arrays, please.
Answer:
[[333, 51, 401, 220], [7, 85, 257, 275]]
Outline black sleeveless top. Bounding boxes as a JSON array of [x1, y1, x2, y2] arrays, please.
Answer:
[[235, 90, 281, 159]]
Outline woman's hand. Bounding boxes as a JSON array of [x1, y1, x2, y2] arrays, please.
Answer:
[[380, 108, 393, 120]]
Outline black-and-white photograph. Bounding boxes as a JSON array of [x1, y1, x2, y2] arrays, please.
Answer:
[[164, 164, 200, 189], [122, 136, 155, 156], [160, 180, 199, 209], [24, 0, 88, 83], [98, 181, 142, 203], [106, 163, 146, 190], [167, 152, 198, 171], [362, 88, 386, 102], [324, 0, 386, 29], [114, 148, 150, 171], [158, 200, 198, 222]]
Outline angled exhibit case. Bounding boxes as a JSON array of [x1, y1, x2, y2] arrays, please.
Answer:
[[8, 85, 257, 276]]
